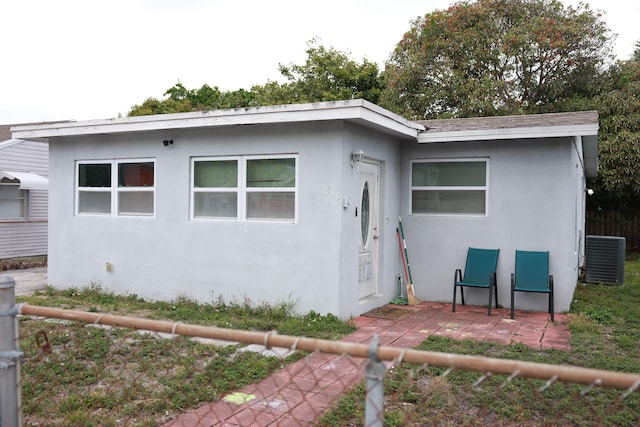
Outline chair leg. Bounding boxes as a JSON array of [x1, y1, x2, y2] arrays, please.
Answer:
[[549, 276, 555, 322], [510, 273, 515, 319], [487, 284, 493, 316], [460, 287, 465, 306], [452, 285, 457, 312]]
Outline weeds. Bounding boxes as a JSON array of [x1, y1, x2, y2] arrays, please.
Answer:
[[16, 257, 640, 425], [17, 288, 355, 425], [318, 257, 640, 426]]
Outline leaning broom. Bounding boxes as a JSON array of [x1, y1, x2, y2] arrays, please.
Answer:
[[397, 217, 420, 305]]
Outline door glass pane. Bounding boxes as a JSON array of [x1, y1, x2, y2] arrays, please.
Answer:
[[246, 192, 295, 220], [78, 191, 111, 214], [361, 182, 370, 245], [194, 160, 238, 187], [79, 164, 111, 187], [247, 158, 295, 188], [194, 192, 238, 218]]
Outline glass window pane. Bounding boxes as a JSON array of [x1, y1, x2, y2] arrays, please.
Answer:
[[79, 164, 111, 187], [247, 192, 295, 220], [247, 158, 295, 188], [361, 182, 370, 245], [118, 191, 154, 215], [413, 162, 486, 186], [119, 162, 154, 187], [412, 190, 486, 214], [194, 192, 238, 218], [0, 184, 25, 219], [78, 191, 111, 214], [194, 160, 237, 188]]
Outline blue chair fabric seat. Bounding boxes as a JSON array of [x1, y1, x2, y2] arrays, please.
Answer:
[[453, 247, 500, 316], [510, 250, 554, 321]]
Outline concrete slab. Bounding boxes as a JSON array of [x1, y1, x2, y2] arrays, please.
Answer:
[[0, 267, 48, 296]]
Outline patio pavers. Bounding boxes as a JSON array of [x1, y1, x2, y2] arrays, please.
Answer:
[[164, 302, 570, 426]]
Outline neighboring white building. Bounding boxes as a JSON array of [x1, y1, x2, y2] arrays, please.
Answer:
[[11, 100, 598, 318], [0, 134, 49, 259]]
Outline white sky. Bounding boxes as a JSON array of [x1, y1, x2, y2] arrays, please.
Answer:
[[1, 0, 637, 124]]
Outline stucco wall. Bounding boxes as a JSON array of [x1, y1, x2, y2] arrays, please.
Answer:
[[49, 122, 345, 314], [401, 137, 581, 313], [48, 121, 405, 318]]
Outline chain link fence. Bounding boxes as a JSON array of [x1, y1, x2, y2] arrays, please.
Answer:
[[3, 277, 640, 426]]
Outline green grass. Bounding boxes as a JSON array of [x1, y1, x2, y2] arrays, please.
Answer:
[[16, 257, 640, 426], [317, 256, 640, 426], [17, 286, 355, 426]]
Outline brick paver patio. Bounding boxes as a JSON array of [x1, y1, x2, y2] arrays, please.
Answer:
[[165, 302, 569, 426]]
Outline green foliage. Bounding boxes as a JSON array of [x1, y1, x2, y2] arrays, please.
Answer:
[[128, 39, 382, 116], [380, 0, 614, 119], [129, 83, 256, 116], [586, 60, 640, 212], [259, 38, 383, 105]]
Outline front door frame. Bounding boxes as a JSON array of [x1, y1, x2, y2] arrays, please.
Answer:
[[358, 159, 380, 299]]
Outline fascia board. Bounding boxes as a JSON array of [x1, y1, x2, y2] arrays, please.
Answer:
[[417, 123, 599, 143], [12, 100, 423, 140]]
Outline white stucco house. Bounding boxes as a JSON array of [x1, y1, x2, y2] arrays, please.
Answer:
[[11, 100, 598, 318], [0, 127, 49, 259]]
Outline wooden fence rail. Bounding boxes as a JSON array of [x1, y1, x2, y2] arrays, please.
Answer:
[[586, 211, 640, 251]]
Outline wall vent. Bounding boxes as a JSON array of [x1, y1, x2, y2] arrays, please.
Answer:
[[585, 235, 625, 284]]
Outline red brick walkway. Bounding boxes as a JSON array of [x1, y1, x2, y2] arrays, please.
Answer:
[[165, 302, 570, 426]]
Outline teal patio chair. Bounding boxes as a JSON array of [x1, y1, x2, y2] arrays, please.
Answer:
[[453, 247, 500, 315], [510, 250, 554, 322]]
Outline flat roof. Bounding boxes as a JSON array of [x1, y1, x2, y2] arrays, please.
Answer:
[[11, 99, 424, 141]]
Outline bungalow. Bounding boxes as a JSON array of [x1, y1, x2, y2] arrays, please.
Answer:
[[0, 125, 50, 259], [11, 100, 598, 318]]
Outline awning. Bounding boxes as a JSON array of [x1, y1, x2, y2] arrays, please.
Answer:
[[0, 171, 48, 190]]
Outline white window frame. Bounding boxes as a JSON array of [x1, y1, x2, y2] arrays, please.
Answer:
[[190, 154, 298, 223], [0, 181, 28, 221], [410, 158, 489, 217], [75, 158, 156, 218]]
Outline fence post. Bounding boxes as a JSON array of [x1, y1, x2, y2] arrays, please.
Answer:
[[0, 275, 22, 427], [365, 334, 385, 427]]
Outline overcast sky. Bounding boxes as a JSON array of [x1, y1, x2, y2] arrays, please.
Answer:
[[1, 0, 637, 125]]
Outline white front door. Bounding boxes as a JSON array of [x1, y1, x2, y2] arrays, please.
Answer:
[[358, 161, 380, 299]]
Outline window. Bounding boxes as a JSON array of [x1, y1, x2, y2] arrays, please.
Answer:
[[411, 159, 488, 215], [0, 179, 27, 220], [76, 159, 155, 216], [192, 155, 297, 221]]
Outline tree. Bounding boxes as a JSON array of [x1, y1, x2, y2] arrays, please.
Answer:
[[588, 59, 640, 212], [129, 83, 256, 116], [252, 39, 383, 105], [634, 40, 640, 62], [128, 40, 383, 116], [380, 0, 615, 119]]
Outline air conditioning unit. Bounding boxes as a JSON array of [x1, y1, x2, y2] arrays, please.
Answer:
[[585, 235, 625, 284]]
